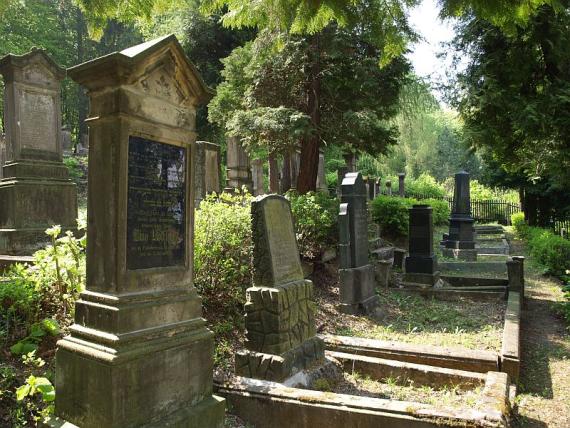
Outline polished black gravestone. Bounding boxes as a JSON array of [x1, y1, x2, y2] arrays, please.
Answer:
[[441, 171, 477, 261], [127, 136, 186, 270], [338, 172, 379, 314], [404, 205, 440, 287]]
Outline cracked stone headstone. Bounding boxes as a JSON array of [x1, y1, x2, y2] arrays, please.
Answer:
[[235, 195, 325, 382], [51, 35, 225, 428], [0, 49, 77, 255]]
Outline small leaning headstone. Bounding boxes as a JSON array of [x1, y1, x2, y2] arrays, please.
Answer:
[[337, 172, 379, 314], [403, 205, 441, 287], [235, 195, 325, 381]]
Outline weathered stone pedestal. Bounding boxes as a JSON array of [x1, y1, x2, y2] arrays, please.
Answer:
[[52, 36, 224, 428], [0, 49, 77, 255], [404, 205, 440, 287], [235, 195, 325, 382], [441, 171, 477, 261], [337, 172, 379, 314]]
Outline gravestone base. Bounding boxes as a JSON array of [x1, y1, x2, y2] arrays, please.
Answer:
[[402, 271, 442, 288], [373, 259, 392, 287], [54, 290, 225, 428], [0, 175, 78, 255], [338, 264, 379, 315], [441, 247, 478, 261], [441, 217, 475, 250], [235, 336, 325, 382]]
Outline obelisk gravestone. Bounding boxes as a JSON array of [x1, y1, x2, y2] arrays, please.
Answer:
[[52, 36, 225, 428]]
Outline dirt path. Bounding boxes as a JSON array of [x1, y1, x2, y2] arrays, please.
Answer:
[[511, 241, 570, 427]]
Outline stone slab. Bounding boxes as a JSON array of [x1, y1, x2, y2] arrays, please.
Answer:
[[322, 335, 499, 373], [500, 292, 521, 384], [441, 248, 478, 261]]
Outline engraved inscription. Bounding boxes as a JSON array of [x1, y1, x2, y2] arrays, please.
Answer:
[[264, 199, 303, 284], [127, 136, 186, 270], [20, 91, 56, 152]]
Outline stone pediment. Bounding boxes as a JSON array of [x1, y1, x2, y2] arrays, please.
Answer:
[[0, 48, 65, 87], [68, 35, 213, 107]]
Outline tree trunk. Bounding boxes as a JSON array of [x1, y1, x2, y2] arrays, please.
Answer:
[[268, 152, 279, 193], [526, 193, 538, 226], [297, 35, 321, 194], [75, 8, 88, 150]]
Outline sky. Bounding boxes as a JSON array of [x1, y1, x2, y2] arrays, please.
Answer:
[[406, 0, 458, 96]]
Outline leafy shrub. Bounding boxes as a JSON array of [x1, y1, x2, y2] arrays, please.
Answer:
[[423, 198, 450, 225], [372, 195, 449, 236], [406, 173, 446, 198], [371, 195, 416, 236], [526, 228, 570, 277], [194, 190, 253, 323], [286, 190, 338, 260], [558, 284, 570, 329], [2, 224, 86, 345], [511, 212, 526, 236]]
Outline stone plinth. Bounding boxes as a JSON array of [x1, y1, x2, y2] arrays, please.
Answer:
[[441, 171, 477, 261], [404, 205, 440, 287], [225, 136, 252, 192], [53, 35, 224, 428], [337, 172, 379, 314], [0, 49, 77, 255], [235, 195, 324, 382], [195, 140, 221, 206]]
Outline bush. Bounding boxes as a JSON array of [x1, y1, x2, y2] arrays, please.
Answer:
[[286, 190, 339, 260], [511, 212, 526, 236], [406, 173, 446, 199], [194, 190, 253, 323], [423, 198, 450, 225], [526, 228, 570, 277], [372, 195, 450, 236], [371, 196, 416, 236]]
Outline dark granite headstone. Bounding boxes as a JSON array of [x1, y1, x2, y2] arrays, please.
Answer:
[[404, 205, 440, 286], [398, 173, 406, 197], [374, 179, 380, 198], [368, 177, 375, 200], [341, 172, 368, 268], [338, 203, 351, 269]]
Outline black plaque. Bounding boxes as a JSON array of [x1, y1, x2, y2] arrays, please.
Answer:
[[127, 136, 186, 270]]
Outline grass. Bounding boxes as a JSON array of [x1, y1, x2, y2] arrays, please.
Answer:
[[317, 286, 505, 351], [319, 371, 484, 409]]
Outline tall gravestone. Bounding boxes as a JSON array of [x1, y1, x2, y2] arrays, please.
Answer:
[[398, 173, 406, 197], [235, 195, 325, 381], [368, 176, 375, 200], [225, 136, 253, 192], [404, 205, 440, 287], [251, 158, 264, 196], [316, 150, 327, 192], [0, 49, 77, 255], [52, 36, 225, 428], [386, 179, 392, 196], [338, 172, 379, 314], [195, 140, 221, 207], [441, 171, 477, 261], [374, 178, 381, 198]]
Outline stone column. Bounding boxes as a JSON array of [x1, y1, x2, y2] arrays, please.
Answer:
[[368, 176, 376, 200], [251, 158, 264, 196], [441, 171, 477, 261], [235, 195, 324, 381], [337, 172, 379, 314], [195, 141, 222, 207], [507, 256, 525, 299], [398, 173, 406, 197], [404, 205, 440, 287], [53, 36, 225, 428], [374, 179, 381, 198], [225, 136, 253, 193], [386, 180, 392, 196], [0, 49, 77, 255], [316, 150, 327, 192]]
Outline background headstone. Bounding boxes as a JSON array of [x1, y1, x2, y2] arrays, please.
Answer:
[[0, 49, 77, 255], [195, 140, 221, 206], [441, 171, 477, 261], [374, 179, 381, 198], [398, 172, 406, 197], [386, 179, 392, 196], [316, 150, 327, 192], [61, 126, 72, 153], [235, 195, 324, 381], [251, 158, 264, 196], [337, 172, 379, 314], [54, 35, 225, 427], [404, 205, 440, 287], [225, 136, 253, 193]]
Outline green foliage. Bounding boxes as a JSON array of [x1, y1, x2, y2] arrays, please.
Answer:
[[194, 190, 253, 322], [286, 191, 338, 260], [406, 173, 447, 198], [371, 195, 449, 237], [10, 319, 60, 356], [511, 212, 526, 235], [1, 223, 86, 345], [558, 283, 570, 329]]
